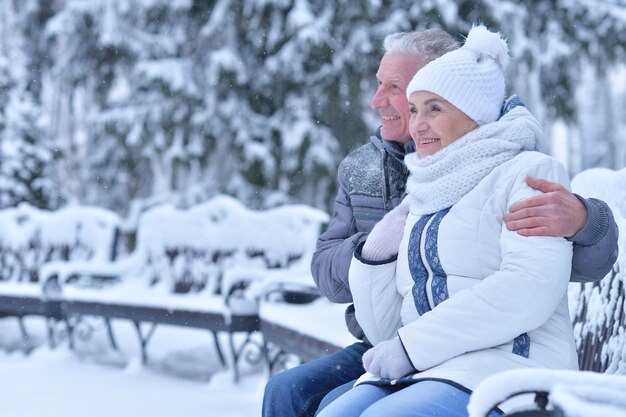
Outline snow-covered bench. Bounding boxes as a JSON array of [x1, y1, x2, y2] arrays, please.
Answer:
[[469, 167, 626, 417], [254, 268, 358, 371], [245, 236, 359, 369], [0, 203, 120, 345], [260, 298, 358, 369], [40, 195, 328, 382]]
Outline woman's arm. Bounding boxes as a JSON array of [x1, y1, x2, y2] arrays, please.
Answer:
[[348, 242, 403, 345]]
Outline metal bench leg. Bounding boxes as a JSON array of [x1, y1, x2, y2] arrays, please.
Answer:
[[263, 341, 287, 376], [262, 336, 274, 376], [132, 321, 157, 365], [211, 330, 227, 367], [17, 317, 29, 340], [228, 331, 263, 383], [46, 317, 56, 349], [228, 332, 240, 384], [104, 318, 119, 351], [64, 317, 76, 350]]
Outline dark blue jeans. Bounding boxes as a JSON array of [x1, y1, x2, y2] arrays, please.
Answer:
[[262, 342, 368, 417]]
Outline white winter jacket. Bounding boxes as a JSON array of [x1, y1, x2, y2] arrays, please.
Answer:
[[349, 151, 579, 392]]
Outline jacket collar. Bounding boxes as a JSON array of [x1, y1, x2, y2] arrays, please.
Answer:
[[369, 126, 415, 162]]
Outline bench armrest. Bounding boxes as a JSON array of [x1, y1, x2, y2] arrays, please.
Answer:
[[222, 262, 318, 300], [260, 282, 320, 304], [39, 254, 140, 297], [468, 369, 626, 417]]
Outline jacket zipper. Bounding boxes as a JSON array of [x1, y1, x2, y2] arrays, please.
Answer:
[[420, 215, 437, 310], [381, 149, 388, 210]]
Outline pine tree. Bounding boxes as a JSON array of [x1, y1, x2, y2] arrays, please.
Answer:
[[0, 0, 623, 214], [43, 0, 200, 213], [0, 0, 57, 209]]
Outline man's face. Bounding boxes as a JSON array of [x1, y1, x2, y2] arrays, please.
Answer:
[[370, 53, 422, 145]]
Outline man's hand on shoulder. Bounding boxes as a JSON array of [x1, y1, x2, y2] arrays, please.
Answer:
[[505, 176, 587, 238]]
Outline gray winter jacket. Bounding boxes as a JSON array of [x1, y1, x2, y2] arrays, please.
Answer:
[[311, 130, 619, 341]]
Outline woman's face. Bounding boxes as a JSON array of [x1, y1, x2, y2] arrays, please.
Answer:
[[408, 91, 477, 158]]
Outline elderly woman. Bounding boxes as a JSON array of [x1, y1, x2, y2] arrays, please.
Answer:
[[316, 25, 578, 417]]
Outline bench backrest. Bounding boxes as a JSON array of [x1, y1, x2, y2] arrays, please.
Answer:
[[569, 167, 626, 373], [0, 203, 120, 283], [127, 195, 329, 295]]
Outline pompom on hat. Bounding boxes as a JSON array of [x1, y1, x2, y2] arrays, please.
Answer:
[[406, 25, 509, 125]]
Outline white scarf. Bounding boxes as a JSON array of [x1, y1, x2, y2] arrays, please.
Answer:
[[405, 106, 543, 215]]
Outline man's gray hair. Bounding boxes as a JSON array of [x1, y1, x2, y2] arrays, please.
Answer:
[[383, 28, 460, 67]]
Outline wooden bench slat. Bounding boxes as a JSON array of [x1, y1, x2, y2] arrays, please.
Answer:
[[61, 300, 260, 332], [260, 319, 342, 363]]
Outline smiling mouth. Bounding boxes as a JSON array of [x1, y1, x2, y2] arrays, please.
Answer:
[[418, 138, 440, 144], [382, 116, 400, 121]]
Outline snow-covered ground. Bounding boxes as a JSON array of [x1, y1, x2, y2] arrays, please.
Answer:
[[0, 317, 265, 417]]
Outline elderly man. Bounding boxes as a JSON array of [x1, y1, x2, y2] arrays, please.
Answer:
[[262, 28, 618, 417]]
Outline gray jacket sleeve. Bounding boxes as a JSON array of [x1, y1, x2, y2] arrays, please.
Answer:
[[569, 196, 619, 283], [311, 172, 366, 303]]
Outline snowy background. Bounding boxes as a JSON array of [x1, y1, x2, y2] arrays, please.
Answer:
[[0, 0, 624, 214], [0, 1, 625, 417]]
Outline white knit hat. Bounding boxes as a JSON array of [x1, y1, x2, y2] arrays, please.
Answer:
[[406, 25, 509, 125]]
